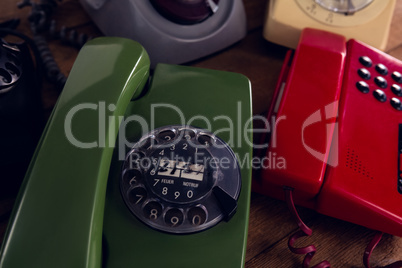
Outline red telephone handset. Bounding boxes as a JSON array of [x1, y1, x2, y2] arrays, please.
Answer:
[[254, 28, 402, 237]]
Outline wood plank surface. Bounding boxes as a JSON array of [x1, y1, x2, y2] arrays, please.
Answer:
[[1, 0, 402, 267]]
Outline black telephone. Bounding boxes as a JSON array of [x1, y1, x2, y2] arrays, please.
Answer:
[[0, 37, 43, 197]]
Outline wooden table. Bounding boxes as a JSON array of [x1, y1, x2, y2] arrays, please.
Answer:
[[1, 1, 402, 267]]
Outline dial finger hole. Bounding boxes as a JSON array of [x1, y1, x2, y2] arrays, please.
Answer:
[[123, 169, 142, 186], [0, 68, 12, 84], [6, 52, 20, 66], [5, 62, 20, 77], [164, 208, 184, 227], [197, 134, 215, 147], [158, 129, 176, 143], [128, 187, 148, 205], [179, 128, 196, 140], [188, 206, 207, 226], [143, 201, 163, 221]]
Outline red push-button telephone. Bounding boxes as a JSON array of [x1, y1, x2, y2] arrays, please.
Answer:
[[254, 28, 402, 238]]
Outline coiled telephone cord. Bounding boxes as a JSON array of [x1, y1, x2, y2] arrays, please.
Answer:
[[363, 232, 402, 268], [49, 19, 90, 48], [284, 187, 330, 268], [32, 33, 66, 88], [285, 187, 402, 268], [16, 0, 92, 89]]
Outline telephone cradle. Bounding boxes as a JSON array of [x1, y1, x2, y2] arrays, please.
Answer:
[[0, 37, 253, 268], [254, 28, 402, 238], [79, 0, 247, 67]]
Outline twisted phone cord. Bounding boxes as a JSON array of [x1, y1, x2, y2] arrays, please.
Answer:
[[284, 188, 331, 268], [49, 20, 91, 49], [32, 33, 66, 89], [284, 187, 402, 268], [363, 232, 402, 268], [17, 0, 91, 89]]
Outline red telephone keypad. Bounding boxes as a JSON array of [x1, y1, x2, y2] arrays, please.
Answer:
[[318, 39, 402, 237]]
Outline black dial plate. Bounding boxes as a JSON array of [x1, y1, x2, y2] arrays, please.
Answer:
[[120, 125, 241, 234]]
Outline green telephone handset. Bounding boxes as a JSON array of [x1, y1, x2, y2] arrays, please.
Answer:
[[0, 37, 252, 267]]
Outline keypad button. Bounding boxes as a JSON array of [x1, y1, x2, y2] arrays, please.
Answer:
[[375, 64, 388, 75], [373, 89, 387, 102], [356, 81, 369, 93], [359, 56, 372, 67], [358, 68, 371, 80], [390, 98, 402, 110], [374, 76, 387, 88], [392, 71, 402, 83], [391, 84, 402, 96], [164, 208, 184, 227]]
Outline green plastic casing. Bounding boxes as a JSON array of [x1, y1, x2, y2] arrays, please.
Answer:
[[0, 37, 252, 268]]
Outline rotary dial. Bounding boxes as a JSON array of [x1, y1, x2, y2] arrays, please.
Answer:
[[314, 0, 373, 14], [120, 125, 241, 234], [295, 0, 389, 27]]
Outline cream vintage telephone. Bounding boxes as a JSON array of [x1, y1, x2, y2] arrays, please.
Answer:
[[263, 0, 396, 50]]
